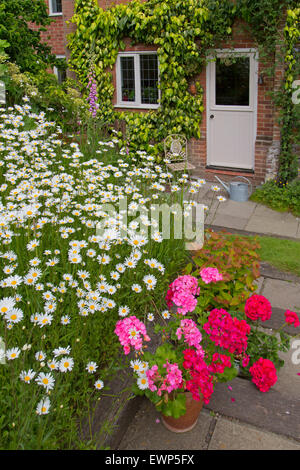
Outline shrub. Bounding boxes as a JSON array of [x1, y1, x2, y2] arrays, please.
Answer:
[[184, 230, 261, 315], [250, 179, 300, 216]]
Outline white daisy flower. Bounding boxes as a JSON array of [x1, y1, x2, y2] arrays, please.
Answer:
[[132, 284, 142, 293], [36, 397, 51, 415], [36, 372, 55, 391], [86, 361, 98, 374], [59, 356, 74, 372], [118, 306, 130, 317], [137, 376, 149, 390], [6, 347, 21, 360], [4, 308, 23, 324], [19, 369, 36, 383], [143, 275, 157, 290], [35, 351, 46, 362], [162, 310, 171, 320], [94, 379, 104, 390]]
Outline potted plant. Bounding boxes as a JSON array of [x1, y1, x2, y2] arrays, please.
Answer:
[[115, 313, 240, 432], [114, 273, 247, 432], [114, 272, 300, 433]]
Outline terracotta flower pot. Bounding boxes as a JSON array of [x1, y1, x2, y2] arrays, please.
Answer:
[[161, 392, 204, 433]]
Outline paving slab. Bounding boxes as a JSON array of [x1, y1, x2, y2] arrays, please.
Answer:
[[208, 416, 300, 450], [205, 213, 248, 230], [261, 278, 300, 311], [215, 199, 257, 219], [244, 206, 299, 237], [273, 347, 300, 400], [204, 377, 300, 441], [118, 399, 214, 451]]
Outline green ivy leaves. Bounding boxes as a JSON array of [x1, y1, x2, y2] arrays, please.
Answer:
[[68, 0, 237, 157]]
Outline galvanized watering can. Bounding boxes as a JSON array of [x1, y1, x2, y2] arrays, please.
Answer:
[[214, 175, 252, 202]]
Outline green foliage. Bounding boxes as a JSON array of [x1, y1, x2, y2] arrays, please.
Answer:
[[187, 230, 261, 314], [0, 0, 60, 73], [244, 327, 290, 375], [5, 62, 90, 134], [0, 39, 9, 78], [250, 179, 300, 216], [277, 7, 300, 182]]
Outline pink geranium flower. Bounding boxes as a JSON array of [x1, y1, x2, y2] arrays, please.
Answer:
[[166, 275, 200, 315], [200, 267, 223, 284], [115, 316, 150, 355]]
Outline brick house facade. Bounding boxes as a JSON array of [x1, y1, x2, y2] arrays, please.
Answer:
[[38, 0, 285, 185]]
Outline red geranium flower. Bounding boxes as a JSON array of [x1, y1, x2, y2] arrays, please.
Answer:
[[249, 357, 277, 392], [284, 310, 300, 328], [245, 294, 272, 322]]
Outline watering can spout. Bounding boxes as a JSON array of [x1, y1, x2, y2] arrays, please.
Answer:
[[214, 175, 229, 193]]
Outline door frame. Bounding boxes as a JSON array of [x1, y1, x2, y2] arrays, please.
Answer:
[[206, 48, 259, 170]]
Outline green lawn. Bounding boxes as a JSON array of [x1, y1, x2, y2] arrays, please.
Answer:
[[254, 235, 300, 277]]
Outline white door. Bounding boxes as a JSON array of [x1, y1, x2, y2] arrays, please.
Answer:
[[207, 50, 258, 170]]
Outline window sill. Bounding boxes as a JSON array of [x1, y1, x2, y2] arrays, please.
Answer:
[[114, 103, 160, 110], [49, 12, 63, 17]]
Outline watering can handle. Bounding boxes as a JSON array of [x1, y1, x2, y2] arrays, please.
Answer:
[[232, 176, 253, 196], [214, 175, 229, 192]]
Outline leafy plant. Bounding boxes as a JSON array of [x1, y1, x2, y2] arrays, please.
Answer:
[[185, 230, 261, 314], [250, 179, 300, 216], [0, 0, 61, 73]]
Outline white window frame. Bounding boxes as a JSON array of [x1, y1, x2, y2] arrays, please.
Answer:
[[49, 0, 63, 16], [115, 52, 160, 110], [53, 55, 67, 84], [208, 48, 258, 112]]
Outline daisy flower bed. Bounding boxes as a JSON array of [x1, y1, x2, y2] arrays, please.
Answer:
[[0, 101, 211, 449]]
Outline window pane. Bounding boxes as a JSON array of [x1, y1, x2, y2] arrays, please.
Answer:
[[52, 0, 62, 13], [215, 57, 250, 106], [140, 54, 159, 105], [120, 57, 135, 102], [57, 68, 67, 84]]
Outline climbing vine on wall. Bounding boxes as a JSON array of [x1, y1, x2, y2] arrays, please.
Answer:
[[238, 0, 300, 183], [68, 0, 236, 157], [68, 0, 299, 174], [277, 7, 300, 183]]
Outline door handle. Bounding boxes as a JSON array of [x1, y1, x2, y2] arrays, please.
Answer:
[[210, 115, 214, 119]]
